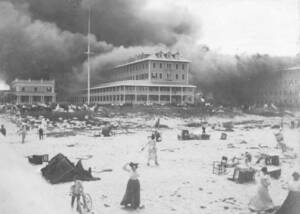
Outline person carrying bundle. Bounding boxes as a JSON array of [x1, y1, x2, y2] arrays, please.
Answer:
[[141, 133, 159, 166]]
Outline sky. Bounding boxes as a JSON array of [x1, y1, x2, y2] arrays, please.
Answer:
[[0, 0, 298, 92], [150, 0, 299, 56]]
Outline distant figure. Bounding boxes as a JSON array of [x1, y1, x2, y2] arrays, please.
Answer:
[[141, 134, 159, 166], [245, 152, 252, 166], [70, 177, 85, 211], [290, 120, 295, 129], [19, 125, 27, 144], [288, 172, 300, 192], [38, 125, 44, 140], [154, 118, 160, 129], [249, 167, 274, 212], [202, 125, 206, 134], [0, 124, 6, 136], [121, 162, 141, 209]]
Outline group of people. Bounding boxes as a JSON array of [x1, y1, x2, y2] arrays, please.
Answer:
[[249, 168, 300, 213], [69, 130, 161, 212]]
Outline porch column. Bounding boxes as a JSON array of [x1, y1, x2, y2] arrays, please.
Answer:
[[169, 87, 172, 104], [17, 95, 20, 104], [147, 87, 149, 105], [123, 86, 126, 104], [29, 95, 33, 104], [148, 61, 151, 80], [158, 87, 161, 104], [135, 86, 137, 104], [181, 87, 183, 105]]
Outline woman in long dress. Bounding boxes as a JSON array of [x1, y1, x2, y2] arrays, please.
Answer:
[[249, 167, 274, 212], [120, 162, 141, 209]]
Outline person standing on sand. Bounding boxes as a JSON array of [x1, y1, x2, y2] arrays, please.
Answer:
[[249, 167, 274, 212], [141, 133, 159, 166], [38, 125, 44, 140], [0, 124, 6, 136], [19, 125, 27, 144], [120, 162, 142, 209]]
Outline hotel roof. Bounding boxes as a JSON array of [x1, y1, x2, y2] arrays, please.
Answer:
[[115, 51, 191, 68]]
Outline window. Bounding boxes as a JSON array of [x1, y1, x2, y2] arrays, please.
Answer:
[[176, 64, 178, 69], [182, 74, 185, 80], [176, 74, 178, 80], [160, 63, 162, 68], [159, 73, 162, 79], [46, 87, 52, 92], [153, 63, 156, 68], [182, 64, 185, 70], [34, 87, 38, 92], [22, 87, 25, 92]]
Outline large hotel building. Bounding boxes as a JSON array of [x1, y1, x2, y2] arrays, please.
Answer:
[[72, 51, 196, 105], [250, 66, 300, 107]]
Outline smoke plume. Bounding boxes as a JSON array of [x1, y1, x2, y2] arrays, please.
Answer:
[[0, 0, 297, 104]]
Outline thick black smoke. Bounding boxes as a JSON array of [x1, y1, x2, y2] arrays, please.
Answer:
[[7, 0, 197, 47], [0, 0, 198, 99], [0, 0, 297, 104]]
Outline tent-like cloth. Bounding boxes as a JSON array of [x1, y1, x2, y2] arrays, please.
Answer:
[[275, 191, 300, 214], [41, 153, 100, 184]]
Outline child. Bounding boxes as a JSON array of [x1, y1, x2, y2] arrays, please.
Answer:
[[70, 177, 84, 210]]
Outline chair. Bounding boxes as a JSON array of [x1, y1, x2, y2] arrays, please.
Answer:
[[213, 156, 228, 175], [220, 133, 227, 140]]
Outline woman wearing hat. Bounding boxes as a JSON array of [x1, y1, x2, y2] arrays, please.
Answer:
[[120, 162, 141, 209]]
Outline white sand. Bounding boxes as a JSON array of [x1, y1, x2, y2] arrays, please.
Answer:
[[0, 114, 299, 214]]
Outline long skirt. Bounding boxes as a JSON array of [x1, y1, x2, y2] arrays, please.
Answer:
[[249, 185, 274, 211], [121, 179, 140, 209]]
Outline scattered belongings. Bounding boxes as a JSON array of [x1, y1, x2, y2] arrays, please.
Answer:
[[28, 154, 49, 165], [93, 169, 113, 173], [177, 130, 210, 140], [46, 131, 76, 138], [212, 156, 228, 175], [222, 121, 234, 132], [265, 155, 280, 166], [268, 166, 281, 179], [41, 153, 100, 184], [185, 122, 202, 127], [102, 125, 114, 137], [275, 191, 300, 214], [229, 167, 256, 184], [220, 133, 227, 140], [271, 124, 281, 129]]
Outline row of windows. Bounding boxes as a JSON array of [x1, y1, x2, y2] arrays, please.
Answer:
[[17, 86, 52, 92], [153, 62, 185, 70], [117, 62, 187, 73], [151, 72, 185, 80]]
